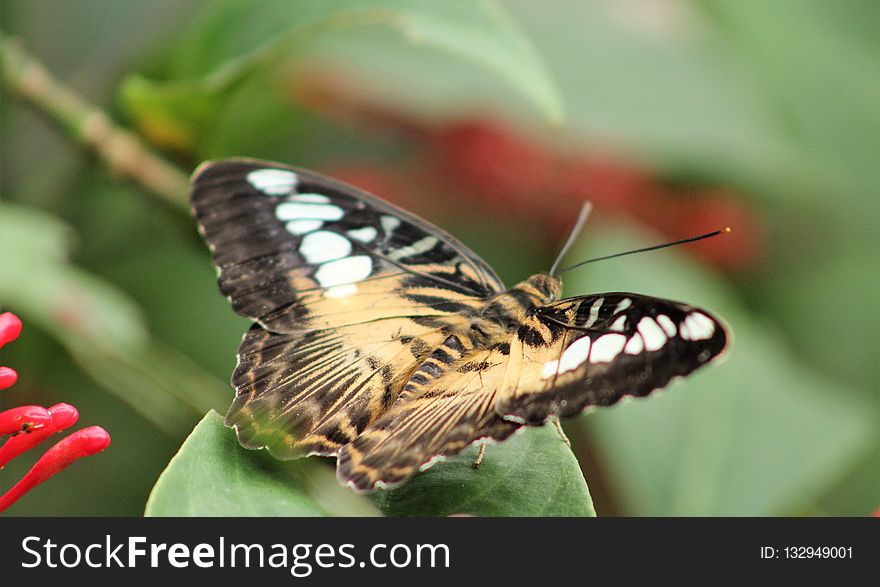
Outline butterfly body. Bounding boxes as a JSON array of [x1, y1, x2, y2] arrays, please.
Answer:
[[191, 159, 729, 491]]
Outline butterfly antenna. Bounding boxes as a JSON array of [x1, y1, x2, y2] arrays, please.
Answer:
[[549, 201, 593, 276], [558, 227, 731, 274]]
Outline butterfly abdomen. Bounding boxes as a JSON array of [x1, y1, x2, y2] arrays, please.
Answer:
[[400, 334, 470, 398]]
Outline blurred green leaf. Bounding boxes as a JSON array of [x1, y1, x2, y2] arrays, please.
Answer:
[[700, 0, 880, 399], [306, 0, 880, 215], [0, 203, 147, 350], [99, 240, 250, 381], [305, 1, 801, 188], [120, 0, 562, 151], [118, 76, 221, 152], [377, 425, 595, 517], [567, 222, 876, 515], [146, 411, 380, 516], [703, 0, 880, 216], [761, 243, 879, 396]]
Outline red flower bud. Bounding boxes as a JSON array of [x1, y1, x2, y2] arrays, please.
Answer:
[[0, 367, 17, 391], [0, 312, 23, 348], [0, 403, 79, 468], [0, 425, 111, 513], [0, 405, 53, 436]]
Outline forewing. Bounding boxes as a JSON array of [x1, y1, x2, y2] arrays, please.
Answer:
[[498, 292, 729, 424], [190, 159, 504, 332]]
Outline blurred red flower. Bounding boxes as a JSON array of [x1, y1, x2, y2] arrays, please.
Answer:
[[294, 69, 765, 271]]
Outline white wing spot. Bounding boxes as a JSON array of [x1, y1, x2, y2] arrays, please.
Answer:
[[381, 215, 401, 238], [610, 315, 627, 332], [388, 236, 439, 261], [325, 283, 358, 299], [541, 360, 560, 380], [637, 317, 667, 351], [681, 312, 715, 340], [347, 226, 378, 243], [589, 334, 627, 363], [656, 314, 677, 337], [541, 336, 592, 379], [614, 298, 632, 314], [247, 168, 298, 195], [583, 297, 604, 328], [299, 231, 351, 264], [276, 202, 344, 222], [624, 334, 644, 355], [291, 193, 330, 203], [285, 219, 322, 235], [560, 336, 592, 373], [314, 256, 372, 287]]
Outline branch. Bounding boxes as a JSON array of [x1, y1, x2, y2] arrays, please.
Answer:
[[0, 32, 189, 207]]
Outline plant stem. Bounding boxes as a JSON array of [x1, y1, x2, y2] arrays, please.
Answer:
[[0, 32, 189, 207]]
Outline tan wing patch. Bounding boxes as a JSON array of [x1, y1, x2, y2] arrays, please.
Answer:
[[337, 335, 522, 490], [227, 314, 469, 459], [258, 266, 490, 331]]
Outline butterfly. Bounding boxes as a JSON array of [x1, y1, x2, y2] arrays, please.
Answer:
[[190, 158, 729, 491]]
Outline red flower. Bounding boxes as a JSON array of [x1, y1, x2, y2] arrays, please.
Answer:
[[432, 120, 558, 201], [0, 403, 79, 467], [0, 427, 111, 512], [0, 311, 111, 514], [0, 312, 22, 391]]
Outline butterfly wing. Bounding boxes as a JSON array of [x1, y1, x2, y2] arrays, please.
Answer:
[[191, 159, 504, 457], [497, 292, 729, 424], [337, 292, 728, 490], [337, 332, 521, 489], [191, 159, 504, 331]]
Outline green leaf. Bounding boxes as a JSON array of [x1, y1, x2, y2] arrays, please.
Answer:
[[376, 425, 595, 517], [566, 222, 876, 516], [146, 411, 380, 516], [120, 0, 562, 150]]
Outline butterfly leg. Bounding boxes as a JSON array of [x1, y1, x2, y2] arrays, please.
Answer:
[[552, 416, 571, 448], [472, 444, 486, 469]]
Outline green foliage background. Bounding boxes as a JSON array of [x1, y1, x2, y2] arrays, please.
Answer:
[[1, 0, 877, 516]]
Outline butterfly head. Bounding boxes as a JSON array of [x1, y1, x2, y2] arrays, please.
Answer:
[[525, 272, 562, 303]]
